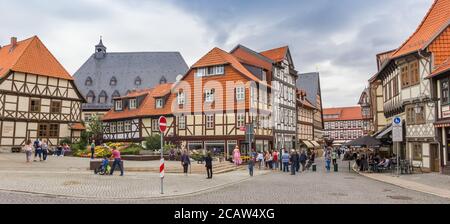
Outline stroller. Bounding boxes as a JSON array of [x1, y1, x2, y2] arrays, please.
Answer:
[[94, 159, 111, 175]]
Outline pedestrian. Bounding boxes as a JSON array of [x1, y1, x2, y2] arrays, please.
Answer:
[[232, 146, 242, 166], [268, 151, 273, 170], [109, 146, 124, 176], [181, 150, 191, 176], [205, 152, 213, 179], [338, 148, 342, 159], [41, 140, 49, 161], [55, 144, 63, 157], [299, 150, 307, 172], [282, 150, 290, 173], [257, 151, 264, 170], [248, 150, 256, 177], [295, 150, 300, 172], [90, 140, 96, 160], [325, 148, 332, 172], [23, 140, 33, 163], [332, 150, 337, 166], [273, 150, 279, 170], [33, 138, 42, 162]]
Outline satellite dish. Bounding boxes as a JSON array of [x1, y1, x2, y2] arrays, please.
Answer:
[[176, 74, 183, 82]]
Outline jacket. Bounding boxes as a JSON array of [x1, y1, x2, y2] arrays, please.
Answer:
[[204, 156, 213, 168], [181, 155, 191, 166]]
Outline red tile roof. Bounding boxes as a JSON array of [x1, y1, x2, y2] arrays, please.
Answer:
[[429, 57, 450, 78], [259, 46, 289, 62], [0, 36, 73, 80], [102, 84, 174, 121], [323, 106, 363, 121], [70, 123, 86, 130], [391, 0, 450, 59]]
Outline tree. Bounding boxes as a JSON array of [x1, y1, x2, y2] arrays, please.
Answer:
[[87, 115, 103, 143], [145, 134, 161, 151]]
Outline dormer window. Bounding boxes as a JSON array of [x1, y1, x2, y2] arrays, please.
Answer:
[[85, 77, 93, 86], [129, 98, 137, 109], [111, 91, 120, 103], [135, 77, 142, 86], [177, 91, 185, 105], [86, 91, 95, 104], [98, 91, 108, 104], [196, 65, 225, 77], [156, 98, 164, 108], [160, 76, 167, 84], [110, 77, 117, 86], [205, 89, 215, 103], [115, 100, 123, 111]]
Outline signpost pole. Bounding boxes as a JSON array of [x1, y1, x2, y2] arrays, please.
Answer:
[[161, 133, 164, 194], [397, 142, 400, 176], [392, 117, 402, 177]]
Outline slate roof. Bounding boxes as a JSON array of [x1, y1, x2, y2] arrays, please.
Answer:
[[297, 72, 321, 108], [74, 42, 188, 111]]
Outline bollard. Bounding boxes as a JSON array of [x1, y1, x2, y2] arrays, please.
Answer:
[[312, 164, 317, 172], [334, 163, 338, 172]]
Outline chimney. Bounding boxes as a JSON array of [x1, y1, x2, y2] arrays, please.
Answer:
[[11, 37, 17, 48]]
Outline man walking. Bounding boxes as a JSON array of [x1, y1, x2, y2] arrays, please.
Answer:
[[332, 149, 338, 166], [299, 150, 307, 172], [290, 150, 298, 175], [282, 150, 290, 173], [33, 138, 42, 162], [325, 148, 332, 173], [181, 150, 191, 176], [248, 150, 256, 177], [110, 146, 124, 176], [205, 152, 213, 179]]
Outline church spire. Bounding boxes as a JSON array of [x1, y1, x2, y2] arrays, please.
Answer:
[[95, 36, 107, 59]]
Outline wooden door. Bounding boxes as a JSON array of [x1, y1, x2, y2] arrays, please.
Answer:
[[430, 144, 440, 172]]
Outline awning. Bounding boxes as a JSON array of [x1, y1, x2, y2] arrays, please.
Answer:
[[310, 141, 321, 148], [434, 119, 450, 128], [301, 140, 314, 149], [374, 124, 392, 139]]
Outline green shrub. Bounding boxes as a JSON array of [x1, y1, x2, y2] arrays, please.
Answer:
[[145, 134, 161, 151]]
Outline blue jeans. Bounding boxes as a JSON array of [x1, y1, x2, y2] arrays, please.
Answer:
[[248, 165, 254, 176], [273, 161, 279, 169], [291, 163, 296, 175], [283, 162, 289, 172], [110, 159, 124, 176], [326, 160, 331, 172]]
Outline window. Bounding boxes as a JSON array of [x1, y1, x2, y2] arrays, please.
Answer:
[[115, 100, 123, 111], [86, 91, 95, 104], [135, 77, 142, 86], [160, 76, 167, 84], [406, 104, 425, 125], [98, 91, 107, 104], [152, 119, 159, 132], [129, 98, 137, 109], [85, 77, 93, 86], [49, 124, 59, 138], [38, 124, 48, 138], [412, 143, 422, 161], [196, 66, 224, 77], [50, 101, 62, 114], [237, 113, 245, 128], [112, 91, 120, 103], [179, 115, 186, 130], [156, 98, 164, 108], [110, 77, 117, 86], [205, 89, 215, 103], [236, 86, 245, 101], [177, 92, 185, 105], [196, 68, 207, 77], [401, 65, 409, 88], [117, 121, 124, 133], [401, 61, 420, 88], [215, 66, 224, 75], [441, 79, 449, 104], [415, 105, 425, 125], [111, 123, 116, 133], [124, 121, 132, 132], [30, 99, 41, 113], [206, 114, 214, 129], [393, 76, 399, 96]]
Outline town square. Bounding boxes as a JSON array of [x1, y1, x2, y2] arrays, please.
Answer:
[[0, 0, 450, 206]]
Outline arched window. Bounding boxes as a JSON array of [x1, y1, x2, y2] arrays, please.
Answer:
[[135, 77, 142, 86], [110, 77, 117, 86], [98, 91, 108, 104], [111, 90, 120, 103], [85, 77, 93, 86], [160, 76, 167, 84], [86, 91, 95, 104]]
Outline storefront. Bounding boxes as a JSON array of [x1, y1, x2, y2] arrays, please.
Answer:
[[204, 141, 225, 156]]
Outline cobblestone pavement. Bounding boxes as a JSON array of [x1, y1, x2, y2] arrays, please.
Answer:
[[1, 158, 450, 204]]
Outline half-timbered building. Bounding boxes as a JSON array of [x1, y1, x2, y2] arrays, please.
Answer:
[[101, 83, 175, 142], [373, 0, 449, 172], [170, 47, 273, 158], [0, 36, 85, 152], [297, 90, 317, 149]]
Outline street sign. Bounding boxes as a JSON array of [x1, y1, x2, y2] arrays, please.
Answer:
[[159, 116, 167, 133], [392, 117, 403, 142]]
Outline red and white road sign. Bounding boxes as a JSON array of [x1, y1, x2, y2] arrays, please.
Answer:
[[160, 158, 165, 178], [159, 116, 167, 133]]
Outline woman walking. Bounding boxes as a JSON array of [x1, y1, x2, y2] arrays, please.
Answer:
[[325, 148, 332, 172], [205, 152, 213, 179], [181, 150, 191, 176], [232, 146, 242, 166], [23, 140, 33, 163], [109, 146, 124, 176], [273, 150, 279, 170]]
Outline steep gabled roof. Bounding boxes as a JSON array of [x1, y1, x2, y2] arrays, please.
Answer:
[[429, 57, 450, 78], [259, 46, 289, 62], [297, 72, 321, 107], [391, 0, 450, 59], [192, 47, 265, 83], [102, 83, 174, 121], [0, 36, 73, 80]]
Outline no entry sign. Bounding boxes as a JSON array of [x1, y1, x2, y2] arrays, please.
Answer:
[[159, 116, 167, 133]]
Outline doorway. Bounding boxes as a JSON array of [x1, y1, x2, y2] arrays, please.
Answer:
[[430, 143, 440, 172]]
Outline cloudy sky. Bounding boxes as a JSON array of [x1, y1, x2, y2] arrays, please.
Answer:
[[0, 0, 433, 107]]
